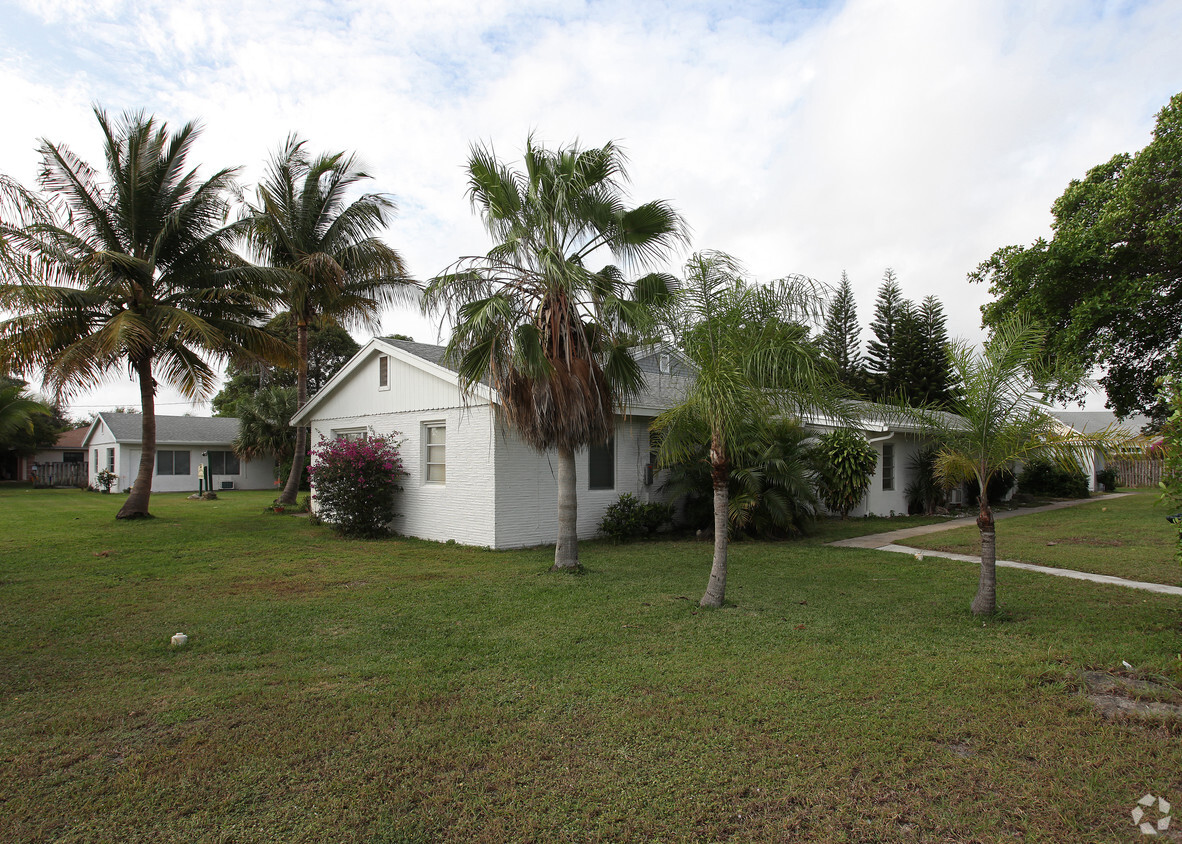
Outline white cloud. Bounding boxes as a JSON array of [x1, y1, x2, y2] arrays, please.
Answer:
[[2, 0, 1181, 416]]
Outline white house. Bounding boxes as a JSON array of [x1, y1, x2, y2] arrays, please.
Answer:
[[1049, 410, 1152, 491], [292, 338, 939, 548], [81, 413, 277, 493]]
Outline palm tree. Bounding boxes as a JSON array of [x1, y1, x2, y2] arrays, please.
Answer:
[[237, 136, 413, 506], [424, 136, 687, 571], [233, 384, 297, 467], [0, 109, 284, 518], [654, 251, 847, 607], [918, 317, 1132, 615], [0, 382, 51, 442]]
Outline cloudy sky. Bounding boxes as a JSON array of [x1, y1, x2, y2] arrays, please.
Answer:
[[2, 0, 1180, 417]]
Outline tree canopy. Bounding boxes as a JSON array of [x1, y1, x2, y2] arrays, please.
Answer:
[[972, 91, 1182, 419]]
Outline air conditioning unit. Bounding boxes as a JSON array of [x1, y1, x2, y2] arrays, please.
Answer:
[[219, 480, 236, 490]]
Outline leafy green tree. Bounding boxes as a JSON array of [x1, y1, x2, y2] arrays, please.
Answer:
[[425, 136, 686, 571], [654, 251, 844, 607], [820, 270, 868, 393], [0, 109, 283, 518], [237, 136, 412, 506], [866, 269, 906, 399], [916, 317, 1131, 615], [213, 314, 361, 417], [973, 91, 1182, 418], [813, 428, 878, 518]]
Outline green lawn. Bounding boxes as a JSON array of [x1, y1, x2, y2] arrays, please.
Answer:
[[2, 488, 1182, 842], [905, 492, 1181, 586]]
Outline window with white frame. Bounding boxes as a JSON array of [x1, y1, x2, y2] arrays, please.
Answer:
[[378, 355, 390, 390], [106, 448, 115, 471], [333, 429, 367, 442], [589, 439, 615, 490], [424, 424, 445, 483], [156, 450, 191, 475], [882, 443, 895, 491], [659, 353, 671, 375]]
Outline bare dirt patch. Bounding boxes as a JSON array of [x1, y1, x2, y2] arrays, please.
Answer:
[[1082, 671, 1182, 720]]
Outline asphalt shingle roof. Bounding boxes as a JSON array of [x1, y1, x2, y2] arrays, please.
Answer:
[[97, 413, 241, 445], [1051, 410, 1152, 434]]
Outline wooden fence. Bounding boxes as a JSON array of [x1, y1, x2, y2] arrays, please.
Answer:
[[31, 462, 88, 488], [1108, 457, 1162, 489]]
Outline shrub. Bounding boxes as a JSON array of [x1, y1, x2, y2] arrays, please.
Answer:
[[813, 428, 877, 519], [598, 493, 671, 542], [95, 469, 117, 492], [307, 435, 407, 538], [661, 418, 819, 538], [1095, 467, 1118, 492], [905, 446, 950, 515], [1017, 458, 1089, 498], [966, 469, 1017, 507]]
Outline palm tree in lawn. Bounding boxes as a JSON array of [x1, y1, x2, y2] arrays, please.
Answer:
[[237, 136, 413, 506], [233, 384, 297, 470], [0, 109, 284, 518], [918, 316, 1132, 615], [654, 251, 848, 607], [424, 136, 687, 571]]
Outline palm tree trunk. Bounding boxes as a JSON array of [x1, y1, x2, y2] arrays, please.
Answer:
[[116, 356, 156, 519], [971, 498, 996, 615], [278, 321, 309, 506], [552, 444, 580, 571], [701, 433, 729, 608]]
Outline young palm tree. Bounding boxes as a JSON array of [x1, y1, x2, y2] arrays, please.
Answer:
[[233, 384, 297, 466], [654, 251, 847, 607], [237, 136, 413, 506], [920, 317, 1132, 615], [0, 109, 284, 518], [424, 136, 687, 571]]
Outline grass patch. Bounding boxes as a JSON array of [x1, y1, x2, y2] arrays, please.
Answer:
[[2, 488, 1182, 842], [906, 492, 1180, 586]]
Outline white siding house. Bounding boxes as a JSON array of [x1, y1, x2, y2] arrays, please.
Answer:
[[81, 413, 276, 493], [293, 338, 945, 547], [292, 338, 669, 549]]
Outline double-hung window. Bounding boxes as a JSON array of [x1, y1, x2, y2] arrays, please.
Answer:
[[424, 424, 445, 483]]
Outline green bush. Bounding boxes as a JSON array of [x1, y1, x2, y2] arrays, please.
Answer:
[[814, 428, 877, 519], [597, 493, 671, 542], [1095, 467, 1118, 492], [1017, 459, 1089, 498], [905, 446, 950, 515], [660, 418, 819, 538]]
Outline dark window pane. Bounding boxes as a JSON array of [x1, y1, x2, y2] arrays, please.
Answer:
[[174, 450, 190, 475], [157, 450, 173, 475], [589, 440, 614, 490]]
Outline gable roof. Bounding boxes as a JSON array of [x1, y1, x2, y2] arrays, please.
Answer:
[[83, 413, 241, 446], [53, 426, 90, 449]]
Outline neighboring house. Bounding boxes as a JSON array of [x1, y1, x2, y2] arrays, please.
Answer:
[[1050, 410, 1154, 490], [81, 413, 277, 493], [292, 337, 940, 549], [29, 426, 90, 487]]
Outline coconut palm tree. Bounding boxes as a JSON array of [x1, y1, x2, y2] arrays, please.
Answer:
[[236, 136, 413, 506], [919, 317, 1133, 615], [0, 381, 51, 442], [0, 108, 284, 518], [654, 251, 847, 607], [424, 136, 687, 571]]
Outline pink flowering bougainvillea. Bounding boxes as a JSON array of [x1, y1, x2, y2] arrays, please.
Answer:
[[306, 435, 408, 538]]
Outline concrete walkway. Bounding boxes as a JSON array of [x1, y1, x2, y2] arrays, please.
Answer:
[[828, 493, 1182, 597]]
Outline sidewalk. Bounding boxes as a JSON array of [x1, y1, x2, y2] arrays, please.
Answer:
[[827, 493, 1182, 597]]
